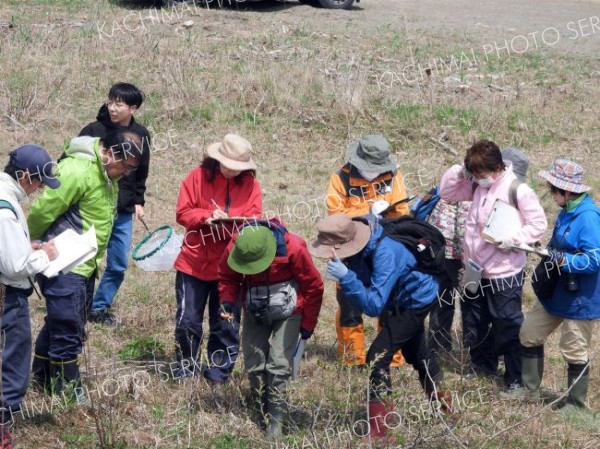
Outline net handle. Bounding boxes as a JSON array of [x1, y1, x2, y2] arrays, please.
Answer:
[[132, 225, 174, 261]]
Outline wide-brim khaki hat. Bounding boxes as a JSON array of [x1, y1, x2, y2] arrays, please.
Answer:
[[206, 133, 257, 171], [309, 214, 371, 259]]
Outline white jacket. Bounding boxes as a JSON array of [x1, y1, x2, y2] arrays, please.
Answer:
[[0, 173, 49, 289]]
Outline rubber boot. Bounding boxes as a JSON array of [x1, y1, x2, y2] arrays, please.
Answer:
[[50, 359, 81, 398], [566, 363, 589, 409], [32, 353, 51, 393], [0, 424, 13, 449], [266, 398, 285, 440], [367, 400, 394, 439], [336, 309, 366, 366], [248, 373, 267, 429], [522, 345, 544, 395]]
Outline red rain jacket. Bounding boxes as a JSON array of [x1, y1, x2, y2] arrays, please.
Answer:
[[174, 166, 262, 280]]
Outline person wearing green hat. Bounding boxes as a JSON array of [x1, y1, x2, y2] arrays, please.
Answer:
[[219, 219, 324, 439]]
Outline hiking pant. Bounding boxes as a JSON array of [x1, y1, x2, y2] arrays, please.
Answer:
[[1, 288, 31, 420], [174, 271, 240, 383], [428, 259, 463, 353], [242, 312, 301, 399], [521, 300, 597, 364], [367, 303, 442, 400], [33, 273, 95, 388], [92, 212, 133, 311], [336, 287, 404, 367], [462, 272, 524, 386]]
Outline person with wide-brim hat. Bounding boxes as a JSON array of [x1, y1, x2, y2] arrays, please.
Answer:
[[325, 134, 409, 369], [311, 213, 450, 440], [514, 159, 599, 411], [172, 133, 262, 383], [219, 219, 324, 439]]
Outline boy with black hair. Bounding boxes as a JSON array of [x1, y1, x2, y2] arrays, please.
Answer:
[[79, 82, 151, 325], [29, 130, 145, 397]]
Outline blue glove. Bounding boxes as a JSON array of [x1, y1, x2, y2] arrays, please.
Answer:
[[547, 249, 565, 267], [327, 259, 348, 282], [300, 328, 313, 340]]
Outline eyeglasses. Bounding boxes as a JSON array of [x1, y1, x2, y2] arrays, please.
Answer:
[[105, 100, 128, 109]]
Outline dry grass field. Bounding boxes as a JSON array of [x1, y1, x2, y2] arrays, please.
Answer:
[[1, 0, 600, 447]]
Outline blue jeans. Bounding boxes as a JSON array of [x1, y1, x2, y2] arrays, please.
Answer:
[[92, 212, 133, 311]]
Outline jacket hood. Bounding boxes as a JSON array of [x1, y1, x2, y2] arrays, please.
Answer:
[[0, 172, 26, 203], [66, 136, 99, 160]]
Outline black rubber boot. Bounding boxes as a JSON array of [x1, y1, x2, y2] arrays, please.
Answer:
[[50, 359, 81, 398], [248, 373, 267, 429], [266, 398, 285, 440], [32, 353, 51, 393], [567, 362, 589, 409]]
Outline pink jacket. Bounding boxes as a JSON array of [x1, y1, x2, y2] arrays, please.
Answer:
[[440, 163, 547, 279]]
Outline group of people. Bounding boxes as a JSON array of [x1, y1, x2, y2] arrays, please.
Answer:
[[0, 80, 598, 447]]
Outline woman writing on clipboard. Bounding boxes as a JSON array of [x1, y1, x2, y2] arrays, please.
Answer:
[[440, 140, 547, 394], [173, 134, 262, 383]]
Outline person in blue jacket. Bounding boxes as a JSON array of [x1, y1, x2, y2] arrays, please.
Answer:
[[517, 159, 600, 410], [310, 214, 450, 439]]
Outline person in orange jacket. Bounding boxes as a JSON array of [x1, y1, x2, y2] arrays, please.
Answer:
[[325, 134, 409, 367]]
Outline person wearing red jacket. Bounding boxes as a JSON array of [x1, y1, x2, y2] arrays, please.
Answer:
[[173, 134, 262, 383], [219, 220, 324, 439]]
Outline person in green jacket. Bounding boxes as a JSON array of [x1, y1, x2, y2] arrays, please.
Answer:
[[28, 129, 144, 397]]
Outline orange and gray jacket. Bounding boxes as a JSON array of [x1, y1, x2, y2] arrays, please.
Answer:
[[326, 164, 409, 218]]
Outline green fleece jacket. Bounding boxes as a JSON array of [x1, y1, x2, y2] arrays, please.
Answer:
[[28, 136, 118, 278]]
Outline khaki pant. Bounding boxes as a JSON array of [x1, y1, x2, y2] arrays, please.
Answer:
[[520, 300, 597, 364]]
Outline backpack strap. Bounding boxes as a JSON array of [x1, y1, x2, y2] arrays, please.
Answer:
[[509, 179, 522, 210], [0, 200, 17, 219], [336, 166, 352, 198]]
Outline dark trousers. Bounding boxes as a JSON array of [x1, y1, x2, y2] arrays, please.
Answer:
[[462, 272, 524, 386], [174, 271, 241, 383], [428, 259, 463, 353], [33, 272, 95, 389], [367, 304, 442, 400], [1, 291, 31, 419]]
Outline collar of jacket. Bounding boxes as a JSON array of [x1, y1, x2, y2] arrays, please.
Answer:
[[565, 193, 587, 212], [0, 172, 26, 203]]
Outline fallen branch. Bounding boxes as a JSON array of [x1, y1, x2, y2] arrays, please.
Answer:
[[429, 135, 458, 156]]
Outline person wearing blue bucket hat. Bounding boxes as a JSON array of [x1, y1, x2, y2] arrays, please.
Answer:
[[514, 159, 599, 411], [0, 144, 60, 448]]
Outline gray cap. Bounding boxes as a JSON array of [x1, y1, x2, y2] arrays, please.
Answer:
[[345, 134, 397, 173], [502, 147, 529, 182]]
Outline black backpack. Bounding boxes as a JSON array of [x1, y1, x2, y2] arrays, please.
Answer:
[[379, 215, 446, 275]]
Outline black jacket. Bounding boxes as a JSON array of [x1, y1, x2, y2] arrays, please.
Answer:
[[79, 104, 151, 214]]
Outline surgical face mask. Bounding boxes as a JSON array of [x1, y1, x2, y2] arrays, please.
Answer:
[[358, 169, 380, 181], [476, 177, 494, 188]]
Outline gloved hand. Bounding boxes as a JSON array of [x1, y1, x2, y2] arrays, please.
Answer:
[[458, 167, 473, 181], [371, 200, 390, 219], [547, 249, 565, 267], [327, 259, 348, 282], [300, 328, 313, 340]]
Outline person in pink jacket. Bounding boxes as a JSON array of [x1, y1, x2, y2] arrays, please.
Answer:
[[440, 140, 547, 392]]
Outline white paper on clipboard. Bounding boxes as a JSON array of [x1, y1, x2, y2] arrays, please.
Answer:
[[482, 199, 522, 244], [41, 225, 98, 278]]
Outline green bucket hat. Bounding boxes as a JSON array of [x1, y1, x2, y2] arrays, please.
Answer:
[[227, 226, 277, 275]]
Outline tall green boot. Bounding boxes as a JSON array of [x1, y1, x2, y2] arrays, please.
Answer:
[[566, 363, 589, 409], [522, 345, 544, 393], [248, 373, 267, 429]]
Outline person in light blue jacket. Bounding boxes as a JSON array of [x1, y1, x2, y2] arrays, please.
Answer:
[[518, 159, 600, 410], [310, 214, 448, 440]]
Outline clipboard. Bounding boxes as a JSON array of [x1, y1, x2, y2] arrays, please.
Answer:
[[482, 199, 521, 244], [209, 217, 252, 225]]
